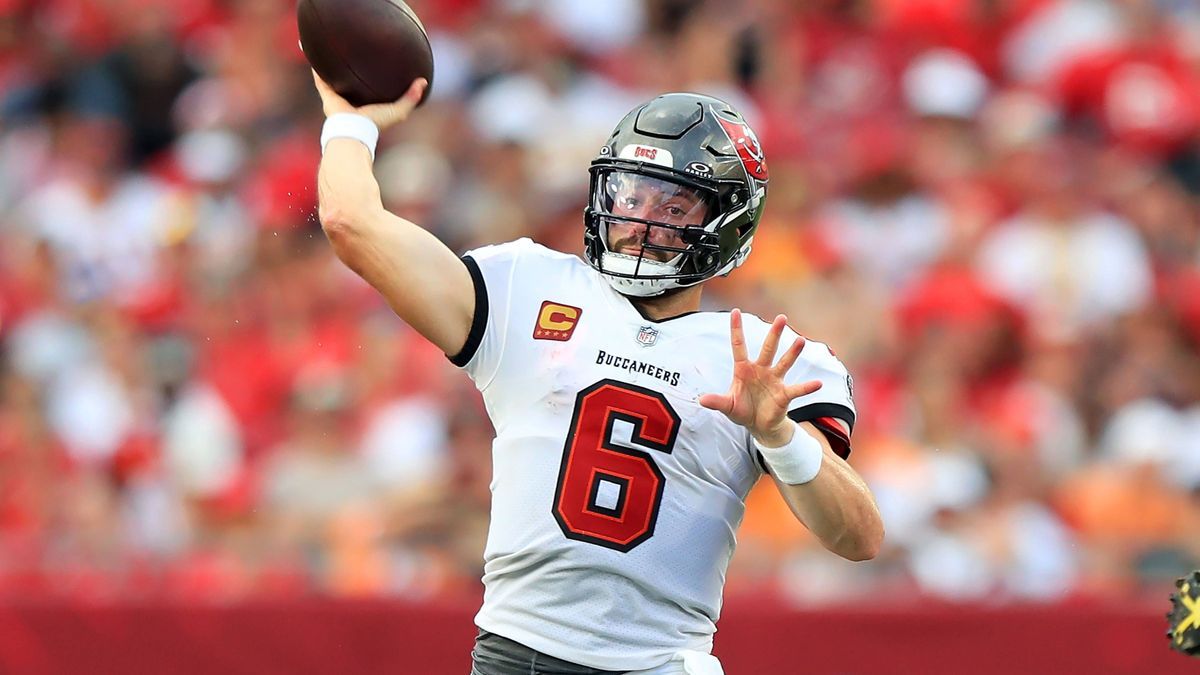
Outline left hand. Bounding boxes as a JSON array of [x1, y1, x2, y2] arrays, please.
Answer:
[[698, 309, 823, 447]]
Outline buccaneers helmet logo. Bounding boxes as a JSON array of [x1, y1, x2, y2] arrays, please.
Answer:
[[717, 117, 769, 182]]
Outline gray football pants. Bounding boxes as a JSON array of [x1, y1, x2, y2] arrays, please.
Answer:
[[470, 629, 628, 675]]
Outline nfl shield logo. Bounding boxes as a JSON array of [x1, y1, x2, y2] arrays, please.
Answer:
[[636, 326, 659, 347]]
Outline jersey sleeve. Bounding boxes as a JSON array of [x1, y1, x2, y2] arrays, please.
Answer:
[[783, 333, 857, 459], [447, 237, 537, 388]]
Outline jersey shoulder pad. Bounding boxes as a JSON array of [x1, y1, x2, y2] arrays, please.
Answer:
[[464, 237, 537, 264], [465, 238, 582, 273]]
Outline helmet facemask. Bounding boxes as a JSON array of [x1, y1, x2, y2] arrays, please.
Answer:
[[586, 169, 723, 297]]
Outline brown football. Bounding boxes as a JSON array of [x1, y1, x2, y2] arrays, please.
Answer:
[[297, 0, 434, 107]]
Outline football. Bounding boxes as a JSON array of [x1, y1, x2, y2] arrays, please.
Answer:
[[297, 0, 434, 107]]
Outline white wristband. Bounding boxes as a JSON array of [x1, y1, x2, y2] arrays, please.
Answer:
[[321, 113, 379, 160], [754, 423, 824, 485]]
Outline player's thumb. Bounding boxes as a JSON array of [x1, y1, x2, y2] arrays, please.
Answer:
[[697, 393, 732, 414], [361, 79, 426, 128]]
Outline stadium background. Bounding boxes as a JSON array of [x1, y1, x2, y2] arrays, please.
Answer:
[[0, 0, 1198, 672]]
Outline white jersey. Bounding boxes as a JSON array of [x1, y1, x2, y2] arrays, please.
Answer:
[[452, 239, 856, 671]]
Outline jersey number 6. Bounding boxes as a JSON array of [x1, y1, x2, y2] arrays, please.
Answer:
[[552, 379, 680, 552]]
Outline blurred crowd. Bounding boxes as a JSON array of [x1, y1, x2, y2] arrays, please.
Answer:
[[1, 0, 1199, 604]]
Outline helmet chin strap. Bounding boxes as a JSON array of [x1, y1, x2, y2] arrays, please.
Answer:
[[599, 251, 684, 297]]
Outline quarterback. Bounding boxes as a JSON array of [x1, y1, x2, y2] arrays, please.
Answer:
[[313, 74, 884, 675]]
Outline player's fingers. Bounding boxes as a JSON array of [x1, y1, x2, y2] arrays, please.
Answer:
[[756, 314, 786, 367], [730, 308, 749, 363], [784, 379, 823, 400], [773, 333, 806, 375], [698, 393, 733, 414]]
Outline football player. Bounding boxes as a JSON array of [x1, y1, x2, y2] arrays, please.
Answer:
[[313, 74, 884, 675]]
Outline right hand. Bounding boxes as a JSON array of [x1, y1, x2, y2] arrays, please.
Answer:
[[312, 71, 428, 131]]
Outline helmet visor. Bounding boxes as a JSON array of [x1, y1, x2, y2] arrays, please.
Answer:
[[592, 170, 716, 263]]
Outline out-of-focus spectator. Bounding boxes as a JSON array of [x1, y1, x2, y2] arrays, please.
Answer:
[[262, 366, 378, 546], [976, 139, 1154, 336], [15, 107, 178, 308]]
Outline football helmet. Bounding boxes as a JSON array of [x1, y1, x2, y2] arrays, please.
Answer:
[[584, 93, 769, 297]]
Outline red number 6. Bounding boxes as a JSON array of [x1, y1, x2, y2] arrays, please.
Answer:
[[552, 379, 680, 552]]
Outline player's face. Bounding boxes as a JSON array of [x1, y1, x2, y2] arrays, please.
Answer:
[[605, 173, 709, 262]]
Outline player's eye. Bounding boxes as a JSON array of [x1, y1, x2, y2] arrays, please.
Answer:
[[661, 202, 696, 219]]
